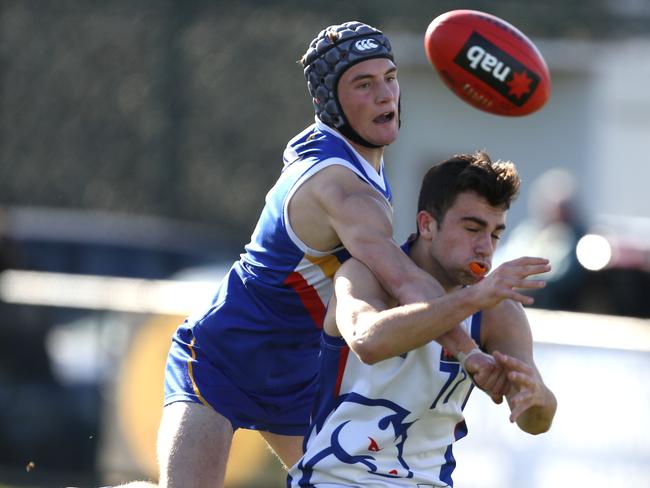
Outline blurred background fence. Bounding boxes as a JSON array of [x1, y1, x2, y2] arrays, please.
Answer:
[[1, 1, 649, 487], [3, 0, 650, 239]]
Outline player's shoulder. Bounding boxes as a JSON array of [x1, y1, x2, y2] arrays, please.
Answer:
[[288, 121, 351, 158], [303, 163, 375, 199], [317, 163, 364, 182], [481, 299, 529, 331], [336, 256, 383, 288], [491, 298, 525, 314], [335, 256, 393, 303]]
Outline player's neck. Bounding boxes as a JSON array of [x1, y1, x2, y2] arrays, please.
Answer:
[[347, 140, 384, 172], [410, 237, 455, 292]]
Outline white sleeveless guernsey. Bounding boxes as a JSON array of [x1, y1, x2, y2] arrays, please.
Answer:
[[288, 309, 482, 487]]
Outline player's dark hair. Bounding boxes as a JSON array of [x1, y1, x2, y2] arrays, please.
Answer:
[[417, 150, 520, 228]]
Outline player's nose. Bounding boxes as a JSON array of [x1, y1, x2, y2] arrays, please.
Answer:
[[375, 80, 395, 104], [474, 232, 495, 256]]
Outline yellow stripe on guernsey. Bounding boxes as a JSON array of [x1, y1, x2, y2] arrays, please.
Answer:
[[187, 338, 211, 408], [297, 254, 343, 305]]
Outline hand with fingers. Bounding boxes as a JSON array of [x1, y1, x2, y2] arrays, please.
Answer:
[[492, 350, 557, 434], [461, 349, 510, 404], [472, 256, 551, 309]]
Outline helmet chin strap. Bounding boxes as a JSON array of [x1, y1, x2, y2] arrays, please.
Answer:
[[337, 122, 383, 149]]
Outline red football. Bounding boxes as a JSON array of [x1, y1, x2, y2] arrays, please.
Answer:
[[424, 9, 551, 116]]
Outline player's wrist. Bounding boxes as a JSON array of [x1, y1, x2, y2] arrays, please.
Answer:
[[456, 347, 483, 370]]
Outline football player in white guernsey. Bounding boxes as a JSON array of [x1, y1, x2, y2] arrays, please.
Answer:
[[109, 23, 514, 488], [289, 151, 557, 488]]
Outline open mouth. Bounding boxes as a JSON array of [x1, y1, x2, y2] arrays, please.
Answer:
[[373, 111, 395, 124], [469, 261, 488, 276]]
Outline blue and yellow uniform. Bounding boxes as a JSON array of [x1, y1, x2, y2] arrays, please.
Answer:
[[164, 118, 392, 435]]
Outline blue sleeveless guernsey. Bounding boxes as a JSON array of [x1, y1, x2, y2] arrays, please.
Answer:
[[163, 118, 392, 435]]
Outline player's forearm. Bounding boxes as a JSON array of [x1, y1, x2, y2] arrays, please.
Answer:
[[349, 287, 480, 364], [343, 231, 480, 359], [345, 230, 444, 304], [435, 326, 479, 356], [387, 257, 446, 305]]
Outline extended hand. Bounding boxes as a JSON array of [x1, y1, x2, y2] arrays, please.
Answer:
[[463, 350, 509, 404], [475, 256, 550, 308], [493, 350, 547, 423]]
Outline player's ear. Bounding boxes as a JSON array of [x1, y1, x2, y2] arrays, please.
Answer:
[[416, 210, 436, 239]]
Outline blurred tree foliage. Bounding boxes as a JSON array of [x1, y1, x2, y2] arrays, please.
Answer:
[[0, 0, 645, 242]]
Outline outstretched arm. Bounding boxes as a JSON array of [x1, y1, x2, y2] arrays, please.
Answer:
[[330, 256, 549, 368], [329, 259, 476, 364], [330, 260, 468, 363]]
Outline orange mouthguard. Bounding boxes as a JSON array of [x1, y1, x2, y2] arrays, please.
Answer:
[[469, 261, 488, 276]]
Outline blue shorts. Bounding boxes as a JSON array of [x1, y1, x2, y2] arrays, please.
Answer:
[[163, 325, 314, 436]]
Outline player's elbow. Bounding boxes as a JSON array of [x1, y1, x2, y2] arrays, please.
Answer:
[[518, 402, 556, 435], [349, 331, 396, 365], [520, 420, 553, 436], [349, 338, 383, 365]]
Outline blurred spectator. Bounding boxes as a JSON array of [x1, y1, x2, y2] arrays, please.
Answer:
[[495, 168, 588, 310]]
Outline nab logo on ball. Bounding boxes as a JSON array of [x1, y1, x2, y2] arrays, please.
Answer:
[[354, 38, 379, 52], [424, 9, 551, 116], [453, 32, 540, 107]]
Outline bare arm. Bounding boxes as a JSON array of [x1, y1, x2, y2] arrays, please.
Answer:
[[482, 300, 557, 434], [293, 166, 550, 370], [329, 255, 551, 365], [329, 258, 483, 364], [319, 166, 441, 304], [313, 165, 478, 355]]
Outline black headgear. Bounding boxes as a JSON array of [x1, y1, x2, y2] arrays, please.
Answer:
[[301, 21, 395, 148]]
